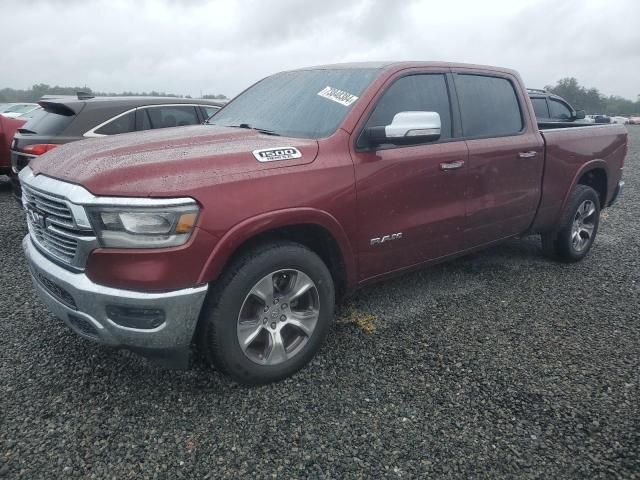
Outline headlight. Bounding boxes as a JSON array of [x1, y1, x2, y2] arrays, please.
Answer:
[[86, 204, 200, 248]]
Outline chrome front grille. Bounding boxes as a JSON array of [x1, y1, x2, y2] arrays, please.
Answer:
[[21, 180, 97, 269], [23, 184, 75, 228], [28, 221, 80, 263]]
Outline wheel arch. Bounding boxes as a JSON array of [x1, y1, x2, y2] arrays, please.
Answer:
[[198, 208, 357, 299], [577, 167, 608, 208], [561, 160, 609, 214]]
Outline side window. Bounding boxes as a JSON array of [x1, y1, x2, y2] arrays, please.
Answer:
[[531, 98, 549, 119], [549, 99, 572, 120], [202, 106, 220, 119], [135, 108, 152, 131], [94, 111, 135, 135], [364, 74, 452, 141], [146, 106, 200, 129], [455, 74, 523, 137]]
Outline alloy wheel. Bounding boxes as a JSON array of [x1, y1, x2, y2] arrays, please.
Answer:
[[237, 269, 320, 365], [571, 199, 596, 252]]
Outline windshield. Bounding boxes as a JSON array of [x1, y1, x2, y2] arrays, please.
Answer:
[[209, 68, 378, 139]]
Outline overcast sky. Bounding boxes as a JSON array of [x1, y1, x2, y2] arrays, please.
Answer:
[[1, 0, 639, 99]]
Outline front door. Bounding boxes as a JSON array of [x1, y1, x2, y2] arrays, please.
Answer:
[[351, 73, 470, 280]]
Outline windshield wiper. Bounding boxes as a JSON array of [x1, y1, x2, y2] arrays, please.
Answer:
[[227, 123, 281, 136]]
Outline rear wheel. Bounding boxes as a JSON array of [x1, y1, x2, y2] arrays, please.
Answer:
[[542, 185, 600, 262], [198, 241, 334, 385]]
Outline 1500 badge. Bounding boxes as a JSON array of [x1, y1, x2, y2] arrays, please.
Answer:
[[253, 147, 302, 162]]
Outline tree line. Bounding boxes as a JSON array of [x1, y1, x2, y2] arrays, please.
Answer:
[[545, 78, 639, 115], [0, 84, 227, 103]]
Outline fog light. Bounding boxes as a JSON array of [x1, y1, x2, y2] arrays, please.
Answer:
[[106, 305, 165, 330]]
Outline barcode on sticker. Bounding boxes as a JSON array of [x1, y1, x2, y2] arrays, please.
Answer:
[[317, 86, 359, 106]]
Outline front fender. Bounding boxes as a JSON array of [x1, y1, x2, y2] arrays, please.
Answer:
[[197, 207, 357, 290]]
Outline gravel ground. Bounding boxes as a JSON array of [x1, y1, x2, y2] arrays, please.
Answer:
[[1, 129, 639, 479]]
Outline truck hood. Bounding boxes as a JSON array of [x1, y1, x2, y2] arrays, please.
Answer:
[[30, 125, 319, 197]]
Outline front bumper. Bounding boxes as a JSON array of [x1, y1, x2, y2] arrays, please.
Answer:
[[23, 235, 208, 365]]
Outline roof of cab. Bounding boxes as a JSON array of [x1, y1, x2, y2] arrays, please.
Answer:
[[294, 61, 519, 76]]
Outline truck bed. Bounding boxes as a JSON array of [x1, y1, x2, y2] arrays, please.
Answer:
[[532, 123, 627, 232]]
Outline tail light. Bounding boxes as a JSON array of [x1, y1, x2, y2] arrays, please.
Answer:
[[21, 144, 58, 155]]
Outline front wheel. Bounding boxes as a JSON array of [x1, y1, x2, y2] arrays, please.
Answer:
[[542, 184, 601, 262], [198, 241, 335, 385]]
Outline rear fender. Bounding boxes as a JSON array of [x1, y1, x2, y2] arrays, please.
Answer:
[[561, 159, 608, 213]]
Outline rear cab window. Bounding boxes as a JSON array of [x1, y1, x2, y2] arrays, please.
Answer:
[[454, 74, 524, 138], [530, 97, 550, 119], [549, 99, 572, 120]]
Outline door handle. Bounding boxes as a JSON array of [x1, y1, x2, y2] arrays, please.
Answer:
[[518, 151, 538, 159], [440, 160, 465, 171]]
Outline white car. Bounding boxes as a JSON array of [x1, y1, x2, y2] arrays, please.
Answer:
[[0, 103, 39, 118], [583, 115, 597, 124], [611, 116, 630, 125]]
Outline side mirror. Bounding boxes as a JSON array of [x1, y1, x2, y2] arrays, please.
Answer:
[[574, 110, 586, 120], [364, 111, 441, 147]]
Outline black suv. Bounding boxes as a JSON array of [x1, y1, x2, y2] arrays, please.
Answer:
[[527, 88, 586, 123], [10, 95, 224, 196]]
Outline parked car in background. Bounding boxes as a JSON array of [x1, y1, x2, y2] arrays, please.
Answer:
[[611, 116, 630, 125], [583, 115, 597, 124], [0, 116, 27, 176], [19, 62, 627, 384], [628, 116, 640, 125], [527, 88, 585, 123], [1, 103, 40, 118], [594, 115, 611, 124], [10, 94, 225, 196], [16, 106, 43, 119]]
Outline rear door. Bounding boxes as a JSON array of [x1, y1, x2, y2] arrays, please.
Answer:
[[351, 71, 470, 280], [452, 71, 544, 246]]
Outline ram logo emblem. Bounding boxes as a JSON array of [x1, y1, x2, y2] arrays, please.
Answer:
[[370, 232, 403, 246]]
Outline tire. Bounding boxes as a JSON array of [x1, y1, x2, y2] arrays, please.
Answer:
[[198, 241, 335, 385], [541, 184, 601, 262]]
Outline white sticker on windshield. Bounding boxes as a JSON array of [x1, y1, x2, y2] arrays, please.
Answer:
[[253, 147, 302, 162], [317, 86, 359, 107]]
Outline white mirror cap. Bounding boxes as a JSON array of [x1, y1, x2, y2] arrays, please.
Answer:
[[385, 111, 441, 138]]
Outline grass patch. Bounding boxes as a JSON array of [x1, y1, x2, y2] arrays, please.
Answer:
[[338, 309, 377, 334]]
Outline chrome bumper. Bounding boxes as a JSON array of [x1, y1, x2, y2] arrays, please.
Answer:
[[23, 235, 208, 357]]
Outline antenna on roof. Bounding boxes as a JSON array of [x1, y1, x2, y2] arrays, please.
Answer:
[[77, 92, 95, 100]]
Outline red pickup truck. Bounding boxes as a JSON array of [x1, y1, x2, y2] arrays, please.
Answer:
[[20, 62, 627, 384]]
